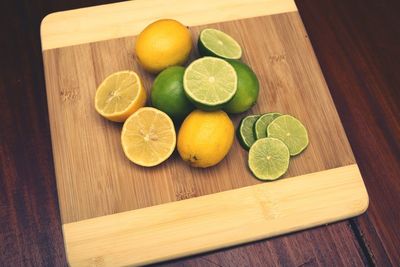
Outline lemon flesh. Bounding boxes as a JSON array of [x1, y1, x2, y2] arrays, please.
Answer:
[[121, 107, 176, 167], [95, 71, 147, 122]]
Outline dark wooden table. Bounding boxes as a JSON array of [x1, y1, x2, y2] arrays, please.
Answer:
[[0, 0, 398, 266]]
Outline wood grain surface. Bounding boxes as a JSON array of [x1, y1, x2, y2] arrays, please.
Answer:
[[0, 0, 399, 266], [43, 10, 357, 225]]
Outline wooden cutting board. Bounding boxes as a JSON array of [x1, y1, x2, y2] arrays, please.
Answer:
[[40, 0, 369, 266]]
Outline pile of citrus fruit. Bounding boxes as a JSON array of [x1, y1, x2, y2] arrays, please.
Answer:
[[94, 18, 308, 181]]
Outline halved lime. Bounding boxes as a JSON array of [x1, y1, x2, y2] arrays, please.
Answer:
[[198, 28, 242, 59], [267, 115, 309, 156], [254, 112, 282, 139], [237, 115, 260, 150], [248, 137, 290, 181], [183, 57, 237, 110]]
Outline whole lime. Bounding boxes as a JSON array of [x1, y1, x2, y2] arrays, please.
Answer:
[[223, 59, 259, 114], [151, 66, 194, 123]]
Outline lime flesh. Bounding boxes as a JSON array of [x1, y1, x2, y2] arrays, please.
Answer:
[[183, 57, 237, 110], [248, 137, 290, 181], [267, 115, 309, 156], [237, 115, 260, 150], [254, 112, 282, 139], [198, 28, 242, 59]]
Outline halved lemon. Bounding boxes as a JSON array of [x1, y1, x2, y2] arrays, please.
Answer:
[[121, 107, 176, 167], [95, 71, 147, 122]]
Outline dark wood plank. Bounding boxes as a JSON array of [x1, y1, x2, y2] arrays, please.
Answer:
[[297, 0, 400, 265], [0, 1, 67, 266], [158, 223, 368, 267], [0, 0, 398, 266]]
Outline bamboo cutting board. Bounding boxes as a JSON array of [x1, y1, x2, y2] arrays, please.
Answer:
[[40, 0, 369, 266]]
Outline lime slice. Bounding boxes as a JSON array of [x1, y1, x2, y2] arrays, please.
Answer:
[[248, 138, 290, 180], [267, 115, 309, 156], [237, 115, 260, 150], [254, 112, 282, 139], [198, 28, 242, 59], [183, 57, 237, 110]]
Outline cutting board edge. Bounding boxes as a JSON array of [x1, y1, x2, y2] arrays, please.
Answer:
[[40, 0, 297, 50], [62, 164, 368, 267]]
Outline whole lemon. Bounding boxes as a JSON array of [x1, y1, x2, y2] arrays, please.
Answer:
[[177, 110, 234, 168], [135, 19, 192, 73]]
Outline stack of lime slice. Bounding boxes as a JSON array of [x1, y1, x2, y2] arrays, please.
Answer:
[[238, 113, 309, 180]]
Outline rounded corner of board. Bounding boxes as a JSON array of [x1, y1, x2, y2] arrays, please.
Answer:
[[40, 12, 60, 51], [347, 163, 370, 216], [354, 186, 370, 216]]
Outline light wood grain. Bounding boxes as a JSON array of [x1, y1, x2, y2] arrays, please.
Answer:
[[63, 164, 368, 267], [40, 0, 297, 50]]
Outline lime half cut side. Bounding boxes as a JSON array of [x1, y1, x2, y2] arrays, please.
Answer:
[[254, 112, 282, 139], [248, 137, 290, 181], [237, 115, 260, 150], [267, 115, 309, 156], [183, 57, 237, 110], [198, 28, 242, 59]]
